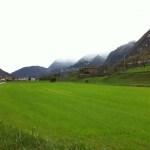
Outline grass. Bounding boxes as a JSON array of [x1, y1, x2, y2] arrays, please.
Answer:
[[0, 122, 50, 150], [0, 82, 150, 149], [126, 65, 150, 73], [0, 122, 93, 150], [81, 66, 150, 86], [80, 72, 150, 86]]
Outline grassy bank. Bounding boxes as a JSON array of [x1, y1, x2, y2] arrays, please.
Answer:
[[81, 66, 150, 86], [0, 122, 94, 150]]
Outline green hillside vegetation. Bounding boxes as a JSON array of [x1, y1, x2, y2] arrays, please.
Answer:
[[126, 65, 150, 73], [81, 65, 150, 86], [0, 82, 150, 149]]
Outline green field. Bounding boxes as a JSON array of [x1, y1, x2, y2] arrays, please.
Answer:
[[0, 82, 150, 149]]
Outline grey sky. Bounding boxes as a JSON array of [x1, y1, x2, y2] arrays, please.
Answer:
[[0, 0, 149, 72]]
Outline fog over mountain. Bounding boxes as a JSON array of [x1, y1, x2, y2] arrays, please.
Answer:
[[48, 60, 75, 74], [71, 54, 97, 68], [128, 30, 150, 57], [104, 42, 136, 65], [0, 0, 149, 72], [123, 29, 150, 64], [89, 55, 105, 67], [1, 28, 150, 78]]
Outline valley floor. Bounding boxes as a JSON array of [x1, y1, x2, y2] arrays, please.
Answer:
[[0, 82, 150, 149]]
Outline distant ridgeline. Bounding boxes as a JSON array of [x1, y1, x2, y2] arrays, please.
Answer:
[[103, 29, 150, 73], [124, 30, 150, 67], [0, 29, 150, 81], [0, 69, 12, 81]]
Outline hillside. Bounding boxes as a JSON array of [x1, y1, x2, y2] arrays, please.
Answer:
[[0, 69, 10, 78], [104, 42, 135, 66], [125, 29, 150, 66], [48, 60, 74, 74], [88, 55, 105, 67], [81, 65, 150, 86], [71, 55, 97, 68], [109, 29, 150, 70], [12, 66, 48, 78]]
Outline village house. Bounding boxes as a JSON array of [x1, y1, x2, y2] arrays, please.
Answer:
[[79, 67, 98, 77], [0, 76, 12, 81], [15, 77, 37, 81]]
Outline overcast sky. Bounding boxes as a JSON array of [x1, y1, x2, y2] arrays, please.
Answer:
[[0, 0, 149, 73]]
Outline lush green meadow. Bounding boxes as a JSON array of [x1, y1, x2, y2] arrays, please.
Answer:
[[0, 82, 150, 149]]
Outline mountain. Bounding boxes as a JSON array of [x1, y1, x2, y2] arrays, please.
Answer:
[[125, 29, 150, 64], [104, 42, 136, 66], [71, 55, 97, 68], [48, 60, 74, 74], [88, 55, 105, 67], [105, 29, 150, 70], [12, 66, 48, 78], [0, 69, 10, 78]]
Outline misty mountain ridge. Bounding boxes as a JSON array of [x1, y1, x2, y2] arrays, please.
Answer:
[[1, 29, 150, 79], [0, 69, 10, 78], [71, 54, 99, 68], [12, 66, 48, 78], [88, 55, 105, 67], [104, 41, 136, 66], [48, 60, 75, 74], [106, 29, 150, 68], [126, 29, 150, 60]]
